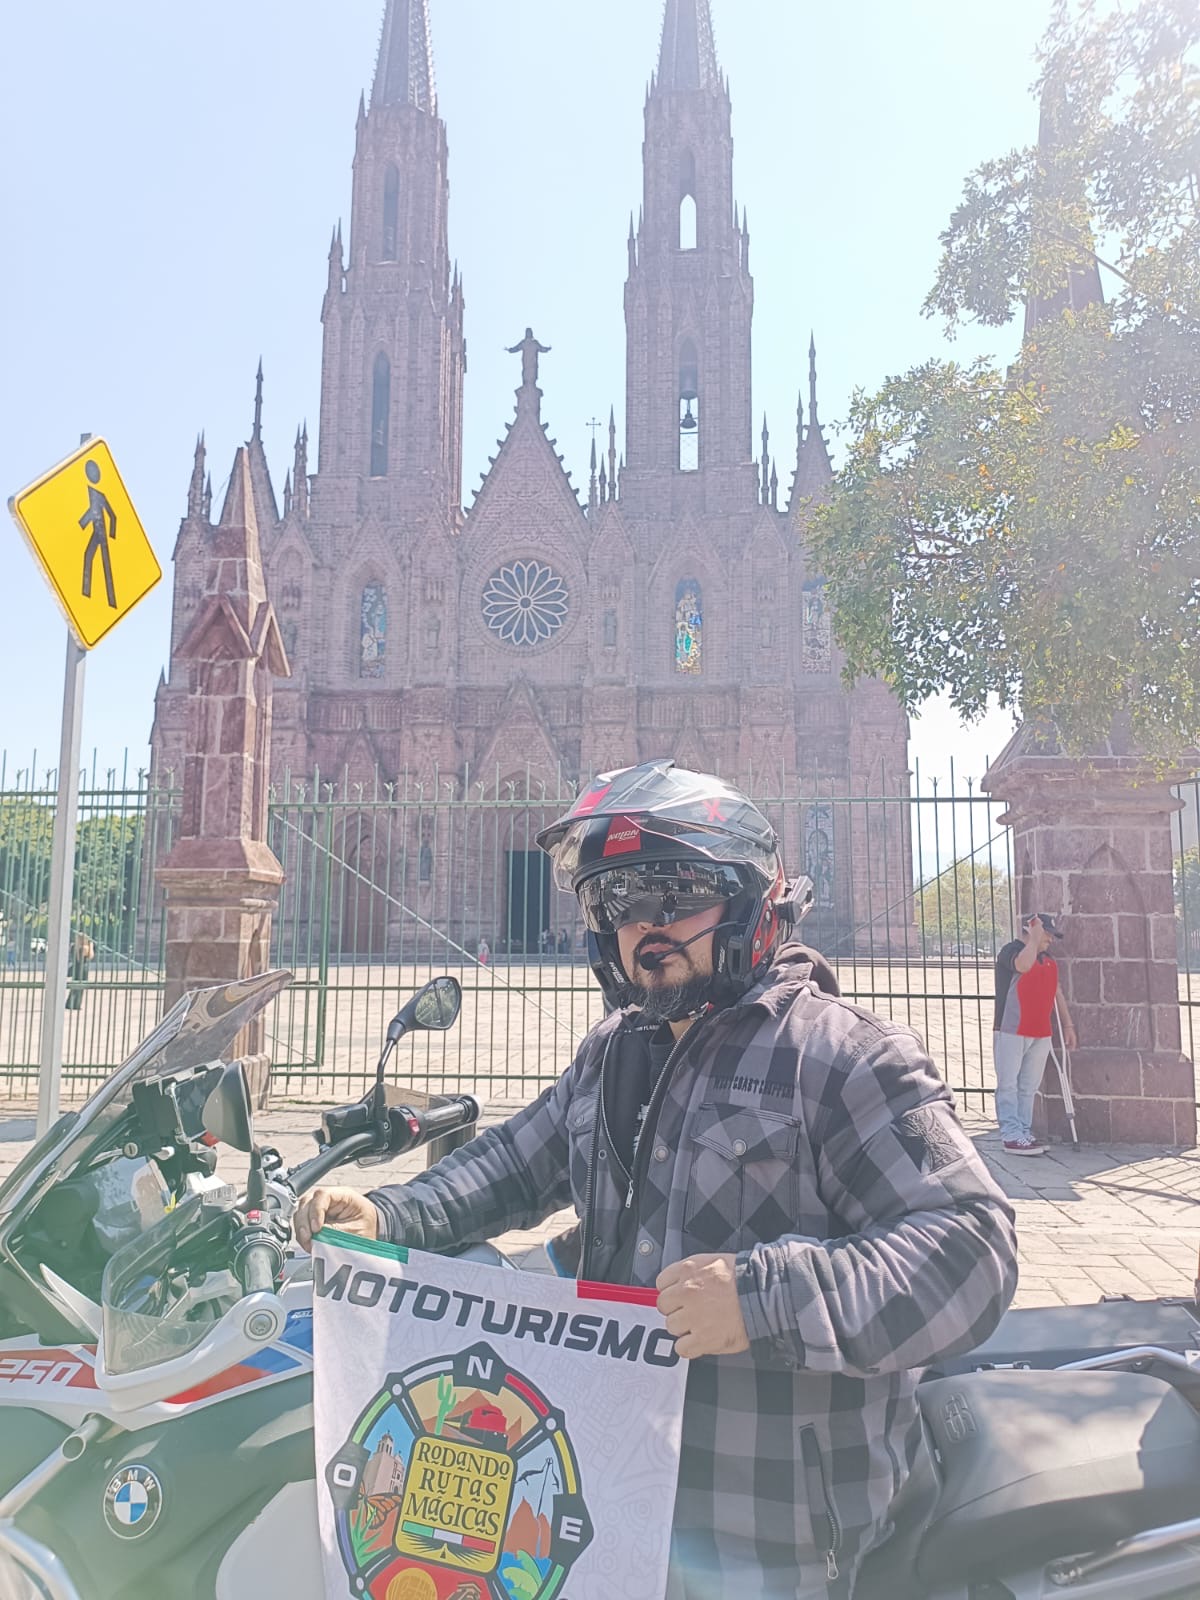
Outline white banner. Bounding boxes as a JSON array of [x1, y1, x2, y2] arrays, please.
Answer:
[[313, 1230, 687, 1600]]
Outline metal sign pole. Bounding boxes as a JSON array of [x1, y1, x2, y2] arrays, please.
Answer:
[[37, 633, 87, 1136], [8, 427, 159, 1135], [34, 429, 96, 1139]]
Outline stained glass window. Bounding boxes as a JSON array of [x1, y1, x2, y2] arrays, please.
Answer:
[[370, 353, 390, 477], [382, 167, 399, 260], [801, 580, 832, 673], [360, 584, 387, 678], [675, 578, 702, 673], [804, 803, 835, 907]]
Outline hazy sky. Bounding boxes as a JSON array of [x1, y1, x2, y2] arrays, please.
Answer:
[[0, 0, 1054, 788]]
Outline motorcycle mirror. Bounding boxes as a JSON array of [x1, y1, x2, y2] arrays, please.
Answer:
[[386, 976, 462, 1044], [200, 1060, 255, 1154]]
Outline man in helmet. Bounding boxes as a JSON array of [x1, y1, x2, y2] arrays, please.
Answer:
[[297, 760, 1017, 1597]]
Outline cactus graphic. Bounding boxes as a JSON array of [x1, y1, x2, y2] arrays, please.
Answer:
[[434, 1374, 455, 1436]]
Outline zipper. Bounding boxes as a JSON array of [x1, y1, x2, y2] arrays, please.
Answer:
[[578, 1033, 614, 1281], [800, 1426, 841, 1582], [598, 1039, 632, 1194], [623, 1014, 712, 1213]]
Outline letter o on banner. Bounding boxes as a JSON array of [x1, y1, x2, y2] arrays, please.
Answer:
[[348, 1271, 386, 1308], [332, 1463, 358, 1490], [413, 1285, 451, 1321]]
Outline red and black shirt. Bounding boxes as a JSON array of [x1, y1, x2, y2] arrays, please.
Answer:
[[994, 941, 1058, 1038]]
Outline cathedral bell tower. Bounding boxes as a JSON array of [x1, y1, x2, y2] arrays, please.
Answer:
[[315, 0, 466, 530], [622, 0, 756, 519]]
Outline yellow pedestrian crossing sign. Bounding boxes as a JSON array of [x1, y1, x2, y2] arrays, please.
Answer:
[[8, 436, 162, 650]]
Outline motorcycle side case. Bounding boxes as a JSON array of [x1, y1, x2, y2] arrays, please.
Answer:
[[926, 1298, 1200, 1377]]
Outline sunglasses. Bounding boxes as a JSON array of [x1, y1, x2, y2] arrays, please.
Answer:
[[578, 860, 740, 934]]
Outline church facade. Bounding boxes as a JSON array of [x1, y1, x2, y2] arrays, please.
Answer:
[[151, 0, 913, 955]]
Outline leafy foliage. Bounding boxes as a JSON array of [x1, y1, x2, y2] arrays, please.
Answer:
[[916, 859, 1012, 955], [811, 0, 1200, 756], [0, 802, 143, 954]]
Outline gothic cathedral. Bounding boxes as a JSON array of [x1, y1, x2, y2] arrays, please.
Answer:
[[150, 0, 913, 954]]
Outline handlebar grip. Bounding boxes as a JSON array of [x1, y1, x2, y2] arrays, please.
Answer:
[[389, 1095, 480, 1152], [421, 1095, 481, 1137], [233, 1217, 285, 1296]]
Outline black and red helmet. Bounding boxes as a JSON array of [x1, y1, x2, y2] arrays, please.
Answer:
[[537, 760, 809, 1007]]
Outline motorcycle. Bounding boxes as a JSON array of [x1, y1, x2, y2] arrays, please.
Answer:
[[0, 970, 1196, 1600]]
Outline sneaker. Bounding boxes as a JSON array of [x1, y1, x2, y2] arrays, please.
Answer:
[[1003, 1137, 1045, 1156]]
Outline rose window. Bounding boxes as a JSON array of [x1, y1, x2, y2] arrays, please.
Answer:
[[482, 560, 569, 647]]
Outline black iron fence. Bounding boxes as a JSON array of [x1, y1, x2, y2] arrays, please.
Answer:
[[0, 755, 1196, 1113]]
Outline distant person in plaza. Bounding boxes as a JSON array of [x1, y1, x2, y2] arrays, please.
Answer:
[[993, 912, 1077, 1155], [65, 931, 94, 1011], [557, 927, 569, 955], [476, 937, 490, 967]]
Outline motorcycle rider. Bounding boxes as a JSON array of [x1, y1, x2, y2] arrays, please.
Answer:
[[297, 760, 1018, 1598]]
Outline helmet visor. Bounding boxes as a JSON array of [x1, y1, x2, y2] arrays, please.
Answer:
[[577, 859, 742, 934]]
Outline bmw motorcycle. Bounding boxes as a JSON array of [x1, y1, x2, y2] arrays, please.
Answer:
[[0, 970, 1198, 1600]]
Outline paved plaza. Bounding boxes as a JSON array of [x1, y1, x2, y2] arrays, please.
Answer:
[[2, 1093, 1196, 1312]]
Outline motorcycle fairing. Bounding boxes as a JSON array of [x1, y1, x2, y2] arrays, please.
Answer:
[[9, 1372, 317, 1600], [0, 1304, 312, 1427]]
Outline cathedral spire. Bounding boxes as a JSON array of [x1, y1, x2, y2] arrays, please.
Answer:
[[808, 330, 819, 429], [372, 0, 436, 114], [252, 359, 264, 441], [790, 333, 833, 511], [656, 0, 721, 93], [1024, 77, 1104, 337], [624, 0, 753, 512], [187, 432, 206, 520], [292, 423, 310, 519]]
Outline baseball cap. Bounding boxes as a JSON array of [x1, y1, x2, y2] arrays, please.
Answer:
[[1022, 912, 1064, 939]]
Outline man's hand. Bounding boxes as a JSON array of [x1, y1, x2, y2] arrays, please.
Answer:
[[1064, 1021, 1078, 1051], [294, 1186, 380, 1253], [656, 1253, 749, 1359], [1024, 915, 1043, 943]]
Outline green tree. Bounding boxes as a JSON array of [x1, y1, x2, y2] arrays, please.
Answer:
[[811, 0, 1200, 756], [916, 859, 1012, 956], [1175, 845, 1200, 965], [0, 801, 144, 957], [0, 798, 54, 948], [73, 814, 143, 956]]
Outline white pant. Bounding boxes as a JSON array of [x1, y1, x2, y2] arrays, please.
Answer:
[[992, 1032, 1052, 1142]]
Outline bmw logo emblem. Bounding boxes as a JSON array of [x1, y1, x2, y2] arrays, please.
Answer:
[[102, 1465, 163, 1539]]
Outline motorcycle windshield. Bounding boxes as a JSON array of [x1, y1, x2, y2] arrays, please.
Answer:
[[100, 1193, 242, 1375], [0, 970, 293, 1223]]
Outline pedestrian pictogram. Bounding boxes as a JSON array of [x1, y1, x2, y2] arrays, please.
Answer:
[[8, 436, 161, 649]]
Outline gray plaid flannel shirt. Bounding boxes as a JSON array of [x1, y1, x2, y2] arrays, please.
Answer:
[[370, 946, 1018, 1594]]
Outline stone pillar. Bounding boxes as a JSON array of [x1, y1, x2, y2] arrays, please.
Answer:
[[156, 448, 290, 1104], [983, 725, 1196, 1146]]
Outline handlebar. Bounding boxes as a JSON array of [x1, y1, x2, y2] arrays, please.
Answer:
[[289, 1095, 481, 1197]]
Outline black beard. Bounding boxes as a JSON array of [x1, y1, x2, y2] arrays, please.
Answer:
[[628, 970, 712, 1023]]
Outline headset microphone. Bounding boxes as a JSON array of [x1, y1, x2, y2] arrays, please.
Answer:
[[636, 920, 739, 969]]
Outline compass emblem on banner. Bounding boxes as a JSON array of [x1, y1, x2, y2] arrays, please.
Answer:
[[324, 1342, 594, 1600]]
